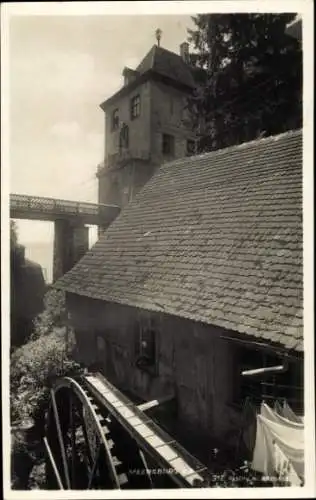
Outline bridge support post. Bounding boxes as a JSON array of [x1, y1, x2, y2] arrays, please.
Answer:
[[73, 225, 89, 263], [53, 220, 89, 282]]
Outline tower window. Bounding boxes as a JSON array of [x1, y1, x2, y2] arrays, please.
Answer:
[[186, 139, 196, 156], [162, 133, 175, 156], [130, 95, 141, 120], [112, 108, 119, 131]]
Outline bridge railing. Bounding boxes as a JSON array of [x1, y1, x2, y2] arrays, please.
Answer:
[[10, 194, 119, 218]]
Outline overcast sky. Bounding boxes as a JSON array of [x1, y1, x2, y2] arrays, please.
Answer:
[[9, 13, 195, 245]]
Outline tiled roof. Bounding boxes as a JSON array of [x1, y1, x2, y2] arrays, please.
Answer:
[[55, 130, 303, 352], [136, 45, 196, 89]]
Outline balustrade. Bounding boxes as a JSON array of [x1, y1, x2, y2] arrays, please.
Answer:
[[10, 194, 119, 220]]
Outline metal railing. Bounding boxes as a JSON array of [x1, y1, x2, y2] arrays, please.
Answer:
[[10, 193, 119, 218]]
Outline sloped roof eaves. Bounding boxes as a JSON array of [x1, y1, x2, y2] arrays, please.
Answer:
[[101, 69, 194, 110], [100, 71, 149, 110], [56, 130, 303, 352]]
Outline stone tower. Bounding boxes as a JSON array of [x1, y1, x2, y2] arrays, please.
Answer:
[[97, 42, 197, 208]]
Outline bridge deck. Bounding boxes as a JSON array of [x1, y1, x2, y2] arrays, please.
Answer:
[[10, 194, 120, 225]]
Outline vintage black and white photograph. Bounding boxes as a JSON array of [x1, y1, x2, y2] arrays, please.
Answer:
[[1, 0, 315, 497]]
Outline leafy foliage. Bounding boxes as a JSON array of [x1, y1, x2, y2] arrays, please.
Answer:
[[11, 287, 80, 424], [31, 288, 67, 339], [10, 328, 83, 425], [187, 14, 302, 152]]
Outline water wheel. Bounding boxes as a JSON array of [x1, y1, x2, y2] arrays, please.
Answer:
[[44, 377, 152, 489]]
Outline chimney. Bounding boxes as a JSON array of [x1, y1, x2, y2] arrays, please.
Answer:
[[180, 42, 189, 63]]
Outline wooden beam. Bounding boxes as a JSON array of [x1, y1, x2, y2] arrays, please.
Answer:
[[220, 334, 302, 360], [137, 395, 175, 412], [43, 437, 64, 489], [50, 389, 71, 488], [241, 365, 287, 377]]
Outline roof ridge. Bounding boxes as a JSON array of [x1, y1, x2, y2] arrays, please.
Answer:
[[157, 44, 180, 56], [161, 128, 302, 170]]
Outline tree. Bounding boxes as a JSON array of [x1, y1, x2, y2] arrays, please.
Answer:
[[187, 14, 302, 153]]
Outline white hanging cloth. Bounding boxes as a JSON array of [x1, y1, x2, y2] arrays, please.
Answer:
[[282, 400, 304, 424], [251, 404, 304, 484], [274, 399, 304, 424], [273, 441, 302, 486], [261, 402, 303, 429]]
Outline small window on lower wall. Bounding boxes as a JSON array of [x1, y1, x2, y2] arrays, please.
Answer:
[[135, 317, 158, 375]]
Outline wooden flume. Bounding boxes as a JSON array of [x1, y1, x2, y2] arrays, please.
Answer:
[[44, 372, 211, 489]]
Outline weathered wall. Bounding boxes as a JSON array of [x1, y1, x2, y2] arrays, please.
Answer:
[[98, 159, 157, 208], [99, 80, 155, 208], [66, 293, 238, 454], [104, 81, 151, 159], [150, 81, 196, 164]]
